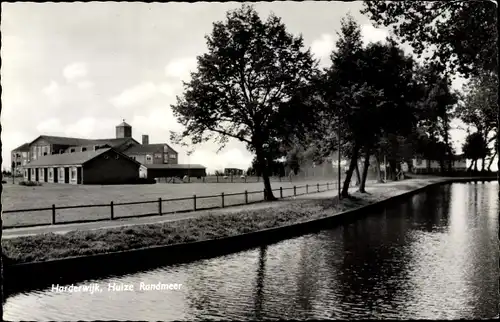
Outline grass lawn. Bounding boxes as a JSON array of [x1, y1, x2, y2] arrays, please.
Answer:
[[1, 177, 338, 227], [2, 178, 438, 265]]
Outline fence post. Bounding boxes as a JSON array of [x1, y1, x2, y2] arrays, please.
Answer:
[[280, 187, 283, 198], [294, 186, 296, 196], [306, 184, 308, 194], [221, 192, 224, 208], [193, 194, 197, 211], [52, 204, 56, 224], [317, 183, 320, 192], [158, 198, 162, 215], [245, 190, 248, 204], [110, 201, 114, 220]]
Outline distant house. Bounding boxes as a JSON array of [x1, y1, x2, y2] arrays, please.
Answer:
[[23, 148, 141, 185], [125, 141, 178, 165], [224, 168, 244, 176], [411, 154, 467, 174]]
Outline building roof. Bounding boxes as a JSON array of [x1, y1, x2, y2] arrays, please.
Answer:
[[24, 148, 111, 167], [24, 148, 141, 168], [143, 164, 206, 170], [116, 121, 131, 127], [12, 143, 30, 152], [124, 143, 177, 154], [451, 154, 466, 161], [30, 135, 95, 147], [30, 135, 139, 149]]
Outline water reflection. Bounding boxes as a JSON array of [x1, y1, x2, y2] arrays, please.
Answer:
[[4, 182, 499, 321]]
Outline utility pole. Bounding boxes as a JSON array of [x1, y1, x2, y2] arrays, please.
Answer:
[[384, 154, 387, 182], [337, 115, 342, 204], [12, 154, 16, 184]]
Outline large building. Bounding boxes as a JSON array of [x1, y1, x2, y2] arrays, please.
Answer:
[[14, 120, 206, 184], [11, 143, 30, 175]]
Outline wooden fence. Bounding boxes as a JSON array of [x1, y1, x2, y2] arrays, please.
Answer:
[[3, 182, 336, 229]]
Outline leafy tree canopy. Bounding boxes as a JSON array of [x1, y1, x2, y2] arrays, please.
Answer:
[[170, 4, 319, 200], [362, 1, 498, 77]]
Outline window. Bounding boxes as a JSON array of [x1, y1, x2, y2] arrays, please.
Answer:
[[82, 147, 87, 152], [163, 154, 169, 164], [43, 152, 48, 156], [154, 153, 162, 159], [70, 148, 76, 153], [31, 169, 35, 176], [146, 155, 152, 161], [59, 168, 65, 180], [24, 169, 28, 177], [71, 168, 76, 179], [22, 152, 28, 158], [164, 146, 169, 153], [49, 169, 53, 178], [170, 154, 176, 159]]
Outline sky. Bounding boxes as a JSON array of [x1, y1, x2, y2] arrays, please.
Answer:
[[1, 1, 487, 173]]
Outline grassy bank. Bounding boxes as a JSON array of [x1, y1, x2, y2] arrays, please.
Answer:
[[2, 178, 447, 265]]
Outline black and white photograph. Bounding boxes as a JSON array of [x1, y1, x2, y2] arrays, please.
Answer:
[[1, 1, 499, 320]]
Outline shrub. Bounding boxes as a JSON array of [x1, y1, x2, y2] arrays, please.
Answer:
[[18, 181, 42, 186]]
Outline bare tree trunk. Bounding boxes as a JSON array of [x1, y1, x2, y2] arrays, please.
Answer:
[[341, 143, 360, 198], [359, 148, 371, 193], [256, 151, 276, 201], [473, 159, 478, 172], [354, 161, 361, 186], [467, 160, 474, 172], [487, 151, 497, 171]]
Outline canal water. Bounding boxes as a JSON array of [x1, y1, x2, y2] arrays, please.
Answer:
[[4, 182, 499, 320]]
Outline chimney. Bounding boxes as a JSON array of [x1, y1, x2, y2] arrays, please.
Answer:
[[142, 135, 149, 145]]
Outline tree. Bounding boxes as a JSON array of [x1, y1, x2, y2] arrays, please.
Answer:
[[319, 15, 365, 197], [462, 132, 490, 172], [412, 63, 459, 172], [362, 1, 498, 77], [170, 5, 318, 200], [363, 0, 499, 191], [455, 70, 499, 170], [312, 15, 422, 196]]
